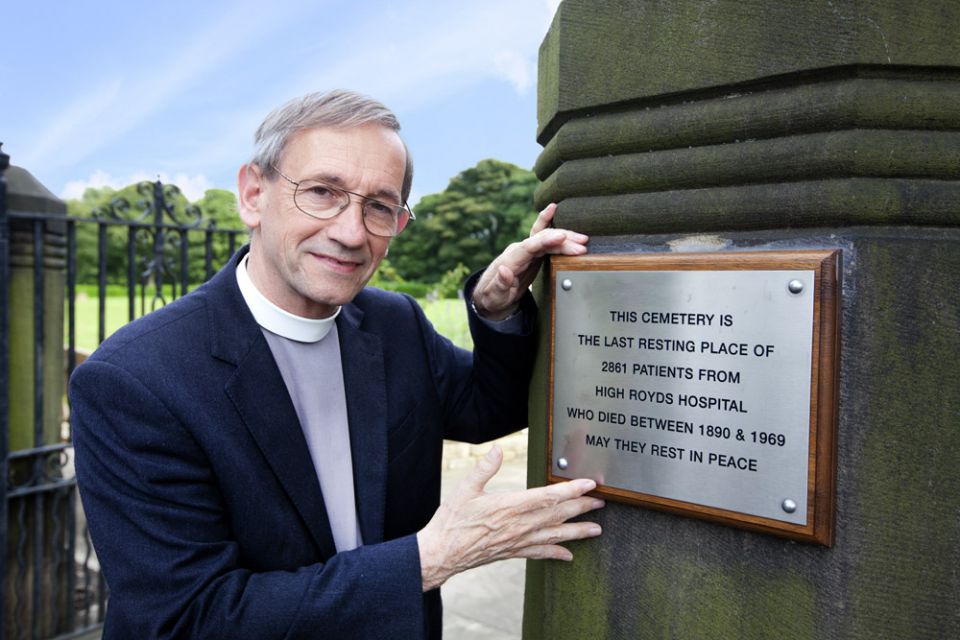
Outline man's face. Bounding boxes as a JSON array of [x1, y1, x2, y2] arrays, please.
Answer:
[[239, 123, 406, 318]]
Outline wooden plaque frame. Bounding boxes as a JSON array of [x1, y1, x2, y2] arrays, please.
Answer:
[[546, 250, 840, 546]]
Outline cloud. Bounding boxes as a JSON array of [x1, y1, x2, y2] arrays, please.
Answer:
[[62, 170, 213, 202], [291, 0, 552, 109], [20, 0, 304, 175], [492, 50, 534, 93]]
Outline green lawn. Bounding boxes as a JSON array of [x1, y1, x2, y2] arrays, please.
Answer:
[[68, 292, 472, 353]]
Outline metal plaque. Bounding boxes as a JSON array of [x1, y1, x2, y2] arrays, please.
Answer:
[[548, 251, 840, 545]]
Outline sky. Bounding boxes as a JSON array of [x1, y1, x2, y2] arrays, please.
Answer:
[[2, 0, 561, 207]]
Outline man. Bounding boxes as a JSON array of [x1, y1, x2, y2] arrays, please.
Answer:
[[70, 90, 603, 639]]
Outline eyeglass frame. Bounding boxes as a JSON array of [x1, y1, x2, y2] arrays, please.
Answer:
[[269, 164, 415, 237]]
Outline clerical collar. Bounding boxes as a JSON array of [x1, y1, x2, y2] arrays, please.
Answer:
[[236, 254, 339, 343]]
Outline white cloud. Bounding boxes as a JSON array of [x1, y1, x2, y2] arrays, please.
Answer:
[[61, 170, 120, 200], [492, 50, 535, 93], [292, 0, 553, 109], [61, 170, 212, 202]]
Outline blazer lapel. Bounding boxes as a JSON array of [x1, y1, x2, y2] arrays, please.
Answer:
[[225, 342, 337, 559], [206, 251, 337, 559], [337, 304, 389, 545]]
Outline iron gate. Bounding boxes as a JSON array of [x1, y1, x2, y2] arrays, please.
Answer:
[[0, 146, 246, 639]]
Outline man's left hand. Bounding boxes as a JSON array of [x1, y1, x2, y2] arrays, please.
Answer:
[[472, 203, 588, 320]]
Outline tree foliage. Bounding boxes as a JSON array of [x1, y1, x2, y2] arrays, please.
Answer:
[[389, 159, 539, 284]]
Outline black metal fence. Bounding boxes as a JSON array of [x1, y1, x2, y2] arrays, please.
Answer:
[[0, 147, 246, 639]]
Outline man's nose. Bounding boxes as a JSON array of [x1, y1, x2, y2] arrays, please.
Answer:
[[325, 200, 368, 247]]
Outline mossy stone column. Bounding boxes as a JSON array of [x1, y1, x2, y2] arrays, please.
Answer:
[[2, 159, 69, 636], [5, 164, 67, 456], [525, 2, 960, 638]]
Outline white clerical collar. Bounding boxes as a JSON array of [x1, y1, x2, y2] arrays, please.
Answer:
[[236, 254, 339, 343]]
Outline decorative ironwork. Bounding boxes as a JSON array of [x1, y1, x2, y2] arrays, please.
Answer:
[[7, 446, 71, 497], [93, 179, 207, 310], [1, 155, 243, 639]]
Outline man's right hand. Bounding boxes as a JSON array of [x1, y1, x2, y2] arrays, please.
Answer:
[[416, 445, 604, 591]]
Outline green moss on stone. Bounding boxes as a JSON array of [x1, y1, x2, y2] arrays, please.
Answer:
[[848, 242, 960, 639], [542, 541, 613, 640], [634, 545, 815, 640]]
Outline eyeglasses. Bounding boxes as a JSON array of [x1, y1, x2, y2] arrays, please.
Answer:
[[271, 166, 414, 238]]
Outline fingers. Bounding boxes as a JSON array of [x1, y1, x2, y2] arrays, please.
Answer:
[[474, 229, 586, 304], [510, 477, 598, 507], [493, 229, 587, 284], [515, 545, 574, 561], [471, 203, 588, 319], [547, 495, 606, 525], [523, 228, 589, 257], [515, 520, 604, 553], [470, 265, 522, 321], [528, 203, 557, 237], [456, 445, 503, 497], [417, 473, 605, 588], [492, 264, 519, 294], [506, 495, 604, 537], [500, 204, 589, 285]]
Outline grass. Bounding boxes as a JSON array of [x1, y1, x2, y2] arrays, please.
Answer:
[[420, 297, 473, 351], [68, 292, 472, 353]]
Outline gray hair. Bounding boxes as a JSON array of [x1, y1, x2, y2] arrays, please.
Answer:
[[250, 89, 414, 202]]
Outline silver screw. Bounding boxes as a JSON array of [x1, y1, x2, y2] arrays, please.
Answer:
[[557, 457, 569, 470], [561, 279, 573, 291], [782, 498, 798, 514], [787, 279, 804, 294]]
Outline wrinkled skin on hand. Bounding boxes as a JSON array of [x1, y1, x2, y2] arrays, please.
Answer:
[[417, 446, 604, 591], [471, 203, 588, 321]]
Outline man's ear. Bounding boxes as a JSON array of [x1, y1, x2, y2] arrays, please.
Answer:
[[237, 163, 265, 231]]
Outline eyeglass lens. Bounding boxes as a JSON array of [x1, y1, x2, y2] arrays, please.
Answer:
[[294, 181, 408, 237]]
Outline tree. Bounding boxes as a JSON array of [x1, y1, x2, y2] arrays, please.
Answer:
[[389, 159, 539, 284]]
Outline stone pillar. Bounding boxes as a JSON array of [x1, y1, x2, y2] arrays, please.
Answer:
[[5, 163, 67, 456], [524, 2, 960, 638], [2, 154, 69, 637]]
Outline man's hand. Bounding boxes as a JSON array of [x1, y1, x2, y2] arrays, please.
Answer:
[[472, 203, 588, 320], [416, 445, 604, 591]]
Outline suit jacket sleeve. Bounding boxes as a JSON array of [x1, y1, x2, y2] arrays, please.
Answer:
[[428, 270, 539, 444]]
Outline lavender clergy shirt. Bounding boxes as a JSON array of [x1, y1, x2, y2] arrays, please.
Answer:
[[236, 255, 362, 552], [235, 255, 523, 553]]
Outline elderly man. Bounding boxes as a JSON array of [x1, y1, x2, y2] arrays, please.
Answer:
[[70, 89, 603, 639]]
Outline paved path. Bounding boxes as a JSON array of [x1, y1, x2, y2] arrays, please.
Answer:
[[440, 451, 528, 639]]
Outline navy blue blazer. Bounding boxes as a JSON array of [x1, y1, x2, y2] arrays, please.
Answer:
[[70, 248, 537, 639]]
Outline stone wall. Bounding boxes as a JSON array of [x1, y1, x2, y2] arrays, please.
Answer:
[[524, 2, 960, 638]]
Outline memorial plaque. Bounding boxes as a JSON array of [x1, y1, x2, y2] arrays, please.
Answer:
[[548, 251, 839, 545]]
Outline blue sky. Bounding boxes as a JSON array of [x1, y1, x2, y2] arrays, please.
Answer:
[[2, 0, 560, 206]]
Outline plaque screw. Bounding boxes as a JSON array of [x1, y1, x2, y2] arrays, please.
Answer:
[[561, 279, 573, 291], [782, 498, 798, 514], [557, 457, 569, 470], [787, 279, 804, 294]]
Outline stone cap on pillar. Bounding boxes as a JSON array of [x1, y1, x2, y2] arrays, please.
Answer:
[[536, 0, 960, 235], [4, 156, 66, 216], [539, 0, 960, 140]]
